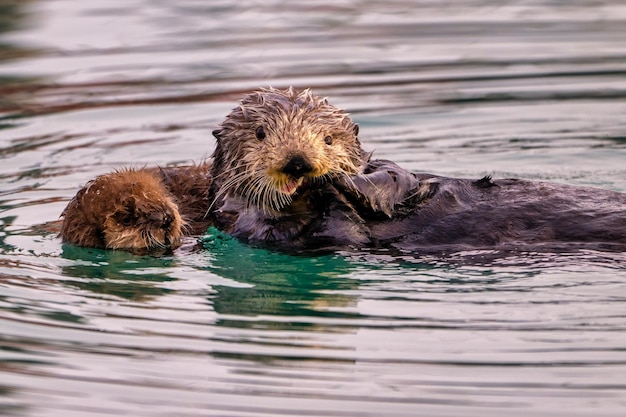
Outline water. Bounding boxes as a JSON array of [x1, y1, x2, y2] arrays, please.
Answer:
[[1, 1, 626, 416]]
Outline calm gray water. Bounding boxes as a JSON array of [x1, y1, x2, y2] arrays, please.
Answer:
[[1, 1, 626, 416]]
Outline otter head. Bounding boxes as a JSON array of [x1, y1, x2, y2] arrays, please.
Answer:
[[60, 169, 184, 255], [210, 87, 367, 213]]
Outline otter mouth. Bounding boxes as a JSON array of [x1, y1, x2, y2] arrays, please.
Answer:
[[279, 177, 305, 195]]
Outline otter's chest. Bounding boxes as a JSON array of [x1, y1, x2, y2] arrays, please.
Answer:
[[213, 187, 370, 251]]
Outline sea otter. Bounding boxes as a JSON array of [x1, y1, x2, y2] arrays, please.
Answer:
[[60, 164, 212, 254], [60, 87, 626, 255]]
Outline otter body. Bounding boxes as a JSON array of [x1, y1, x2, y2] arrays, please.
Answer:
[[210, 160, 626, 253], [60, 87, 626, 255], [369, 171, 626, 253]]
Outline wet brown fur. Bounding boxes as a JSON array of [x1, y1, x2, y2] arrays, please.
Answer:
[[60, 164, 212, 254]]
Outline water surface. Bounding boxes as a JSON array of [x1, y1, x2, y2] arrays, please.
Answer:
[[1, 1, 626, 416]]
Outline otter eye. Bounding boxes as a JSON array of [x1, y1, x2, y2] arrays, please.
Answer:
[[121, 213, 134, 226], [114, 210, 135, 227], [324, 135, 333, 145], [255, 126, 266, 141]]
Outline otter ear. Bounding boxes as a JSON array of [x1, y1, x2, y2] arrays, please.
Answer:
[[212, 129, 222, 140], [119, 195, 136, 212], [353, 124, 359, 137], [108, 195, 136, 226]]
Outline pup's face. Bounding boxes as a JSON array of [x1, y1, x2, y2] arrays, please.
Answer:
[[102, 190, 183, 255]]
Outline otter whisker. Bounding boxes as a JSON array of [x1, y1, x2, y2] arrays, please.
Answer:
[[146, 229, 166, 249], [147, 230, 161, 249], [274, 194, 290, 212], [179, 218, 192, 235], [257, 177, 289, 213], [218, 168, 249, 191], [245, 176, 265, 209], [213, 163, 251, 182], [213, 164, 252, 191], [311, 174, 330, 186], [258, 180, 277, 210], [253, 180, 267, 211], [239, 171, 266, 205], [242, 170, 266, 199], [140, 229, 151, 248], [205, 169, 256, 215], [256, 178, 275, 212]]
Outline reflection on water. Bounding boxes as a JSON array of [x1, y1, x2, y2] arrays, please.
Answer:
[[200, 230, 361, 321], [1, 0, 626, 416]]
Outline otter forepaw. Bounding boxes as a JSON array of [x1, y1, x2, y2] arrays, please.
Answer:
[[337, 159, 419, 217]]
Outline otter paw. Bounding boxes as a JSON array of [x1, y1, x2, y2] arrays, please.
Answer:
[[337, 159, 419, 217]]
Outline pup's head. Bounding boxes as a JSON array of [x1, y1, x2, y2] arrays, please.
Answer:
[[61, 169, 184, 255]]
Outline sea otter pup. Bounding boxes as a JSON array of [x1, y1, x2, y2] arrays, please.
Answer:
[[60, 164, 212, 254], [60, 87, 626, 254]]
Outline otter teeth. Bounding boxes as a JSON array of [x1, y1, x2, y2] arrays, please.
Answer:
[[280, 177, 304, 195]]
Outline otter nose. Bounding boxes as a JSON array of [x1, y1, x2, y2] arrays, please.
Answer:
[[162, 213, 173, 229], [281, 155, 313, 178], [150, 211, 174, 229]]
